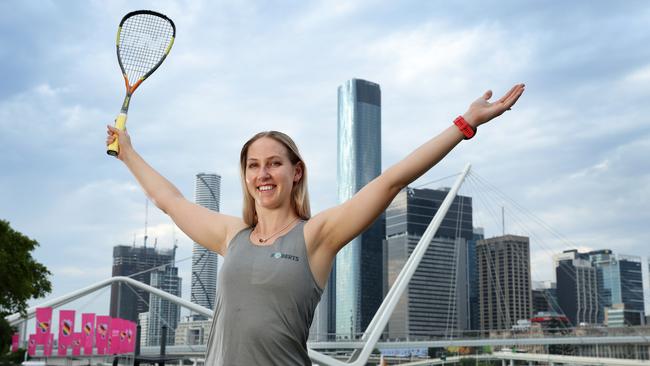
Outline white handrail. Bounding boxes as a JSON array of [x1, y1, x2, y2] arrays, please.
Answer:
[[5, 276, 213, 326]]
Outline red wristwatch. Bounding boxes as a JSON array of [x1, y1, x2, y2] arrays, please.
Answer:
[[454, 116, 476, 140]]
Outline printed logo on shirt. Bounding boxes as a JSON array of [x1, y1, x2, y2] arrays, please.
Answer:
[[271, 252, 300, 262]]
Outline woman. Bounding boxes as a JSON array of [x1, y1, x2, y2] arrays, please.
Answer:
[[106, 83, 524, 365]]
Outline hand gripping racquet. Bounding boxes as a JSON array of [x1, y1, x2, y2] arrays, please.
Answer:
[[107, 10, 176, 156]]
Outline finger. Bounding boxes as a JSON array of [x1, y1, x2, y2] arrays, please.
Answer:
[[503, 84, 525, 108], [496, 84, 519, 104], [107, 124, 126, 136], [482, 90, 493, 101]]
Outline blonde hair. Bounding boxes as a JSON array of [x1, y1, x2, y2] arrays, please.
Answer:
[[240, 131, 311, 227]]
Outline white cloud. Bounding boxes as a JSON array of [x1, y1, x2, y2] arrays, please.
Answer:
[[624, 63, 650, 84]]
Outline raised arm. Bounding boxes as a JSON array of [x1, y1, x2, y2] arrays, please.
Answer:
[[308, 84, 525, 257], [106, 126, 246, 256]]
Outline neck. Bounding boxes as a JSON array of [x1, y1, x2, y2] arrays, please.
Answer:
[[254, 206, 299, 235]]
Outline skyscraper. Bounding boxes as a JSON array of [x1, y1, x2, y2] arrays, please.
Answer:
[[477, 235, 532, 331], [110, 245, 176, 322], [589, 251, 645, 319], [147, 264, 182, 346], [191, 173, 221, 319], [335, 78, 383, 339], [385, 187, 473, 338], [555, 249, 600, 326]]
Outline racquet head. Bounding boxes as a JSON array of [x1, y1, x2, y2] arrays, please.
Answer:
[[117, 10, 176, 94]]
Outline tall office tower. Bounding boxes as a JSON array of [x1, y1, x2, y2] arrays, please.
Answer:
[[589, 251, 645, 320], [110, 245, 176, 322], [191, 173, 221, 320], [554, 249, 600, 326], [335, 78, 384, 339], [385, 187, 473, 338], [147, 264, 182, 346], [467, 227, 484, 330], [477, 235, 532, 331]]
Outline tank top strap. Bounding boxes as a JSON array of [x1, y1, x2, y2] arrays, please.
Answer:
[[279, 220, 308, 252], [226, 226, 252, 252]]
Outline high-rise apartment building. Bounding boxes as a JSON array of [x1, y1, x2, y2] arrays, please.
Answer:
[[477, 235, 532, 331], [191, 173, 221, 320], [555, 249, 600, 326], [334, 78, 384, 339], [110, 245, 176, 322], [147, 265, 182, 346], [385, 187, 473, 338]]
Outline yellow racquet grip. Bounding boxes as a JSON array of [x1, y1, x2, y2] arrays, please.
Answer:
[[107, 113, 128, 156]]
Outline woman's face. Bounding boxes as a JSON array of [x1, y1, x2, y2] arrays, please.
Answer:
[[245, 137, 302, 211]]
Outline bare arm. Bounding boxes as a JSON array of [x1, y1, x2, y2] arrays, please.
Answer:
[[308, 84, 525, 258], [106, 126, 246, 255]]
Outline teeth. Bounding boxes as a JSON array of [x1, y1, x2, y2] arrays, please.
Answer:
[[258, 185, 274, 191]]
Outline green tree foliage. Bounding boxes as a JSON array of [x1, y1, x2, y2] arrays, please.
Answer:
[[0, 220, 52, 356]]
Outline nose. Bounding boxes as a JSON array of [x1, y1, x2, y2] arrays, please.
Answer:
[[258, 166, 271, 180]]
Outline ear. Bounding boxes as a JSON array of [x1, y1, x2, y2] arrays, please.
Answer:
[[293, 162, 303, 183]]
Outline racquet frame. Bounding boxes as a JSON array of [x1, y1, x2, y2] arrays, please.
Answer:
[[107, 10, 176, 156]]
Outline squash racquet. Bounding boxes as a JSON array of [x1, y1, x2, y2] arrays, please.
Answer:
[[107, 10, 176, 156]]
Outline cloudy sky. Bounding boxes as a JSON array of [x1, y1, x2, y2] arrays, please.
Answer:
[[2, 0, 649, 319]]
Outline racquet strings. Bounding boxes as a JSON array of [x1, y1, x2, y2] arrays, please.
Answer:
[[119, 13, 174, 85]]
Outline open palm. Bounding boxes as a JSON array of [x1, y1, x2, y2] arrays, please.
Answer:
[[464, 83, 525, 128]]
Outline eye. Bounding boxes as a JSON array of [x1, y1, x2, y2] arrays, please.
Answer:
[[247, 162, 258, 169], [272, 161, 282, 167]]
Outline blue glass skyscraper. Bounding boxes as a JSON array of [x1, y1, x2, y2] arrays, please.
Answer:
[[335, 78, 384, 338], [589, 251, 645, 322]]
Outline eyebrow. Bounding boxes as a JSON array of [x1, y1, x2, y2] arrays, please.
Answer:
[[247, 155, 283, 162]]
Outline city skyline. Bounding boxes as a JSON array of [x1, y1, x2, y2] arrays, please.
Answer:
[[2, 1, 649, 316]]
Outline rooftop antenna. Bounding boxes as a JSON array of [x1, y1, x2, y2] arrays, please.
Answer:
[[172, 222, 178, 265], [173, 240, 178, 266], [154, 237, 158, 249], [144, 198, 149, 248], [132, 233, 136, 247]]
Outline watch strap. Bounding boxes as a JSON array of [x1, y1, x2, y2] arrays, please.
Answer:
[[454, 115, 476, 140]]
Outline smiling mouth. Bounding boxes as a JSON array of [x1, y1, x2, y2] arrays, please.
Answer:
[[257, 185, 276, 192]]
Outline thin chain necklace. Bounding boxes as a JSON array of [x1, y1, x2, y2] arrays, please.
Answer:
[[253, 217, 300, 244]]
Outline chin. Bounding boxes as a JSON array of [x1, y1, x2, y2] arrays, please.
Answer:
[[257, 197, 286, 210]]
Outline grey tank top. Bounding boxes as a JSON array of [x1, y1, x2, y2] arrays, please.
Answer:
[[205, 221, 323, 365]]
